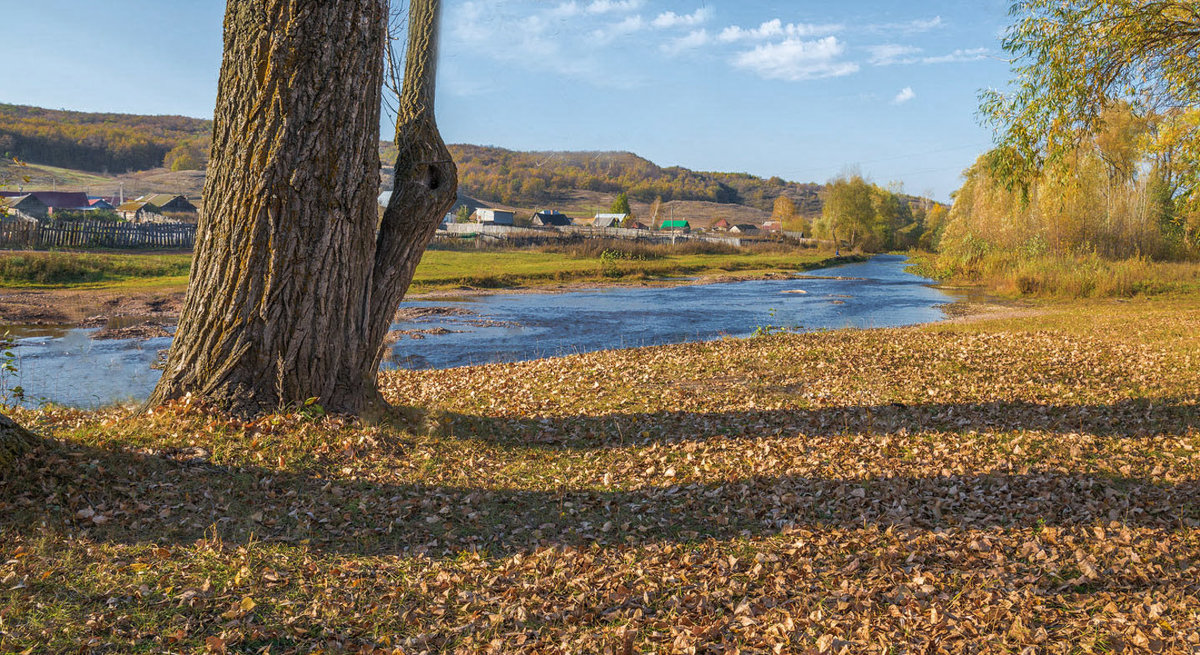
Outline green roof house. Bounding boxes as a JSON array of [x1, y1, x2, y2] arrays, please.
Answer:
[[659, 219, 690, 232]]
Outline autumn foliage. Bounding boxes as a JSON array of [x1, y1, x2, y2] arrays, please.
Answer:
[[2, 296, 1198, 652], [447, 144, 825, 213], [0, 104, 211, 173]]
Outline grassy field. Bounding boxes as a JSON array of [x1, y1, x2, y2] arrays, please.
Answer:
[[1, 292, 1198, 652], [0, 244, 843, 293], [0, 252, 193, 289]]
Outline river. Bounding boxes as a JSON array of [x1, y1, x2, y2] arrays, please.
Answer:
[[1, 254, 952, 408]]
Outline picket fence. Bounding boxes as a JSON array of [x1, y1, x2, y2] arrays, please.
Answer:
[[0, 218, 197, 250]]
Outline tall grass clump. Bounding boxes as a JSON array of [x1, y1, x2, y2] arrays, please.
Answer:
[[917, 250, 1200, 298]]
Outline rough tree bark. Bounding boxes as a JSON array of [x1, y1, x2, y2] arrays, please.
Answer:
[[0, 413, 37, 472], [150, 0, 456, 416]]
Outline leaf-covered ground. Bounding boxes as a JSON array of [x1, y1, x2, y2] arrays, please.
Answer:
[[1, 295, 1198, 653]]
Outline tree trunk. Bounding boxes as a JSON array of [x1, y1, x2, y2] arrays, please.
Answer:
[[0, 412, 36, 472], [150, 0, 456, 416]]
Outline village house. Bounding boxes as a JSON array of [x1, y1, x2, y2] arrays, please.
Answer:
[[0, 194, 49, 221], [659, 219, 690, 232], [761, 220, 783, 234], [710, 218, 731, 231], [117, 195, 199, 223], [0, 190, 91, 215], [116, 200, 157, 222], [473, 208, 515, 225], [592, 213, 627, 228], [88, 198, 115, 210], [729, 223, 759, 234], [137, 194, 198, 215], [531, 210, 572, 227]]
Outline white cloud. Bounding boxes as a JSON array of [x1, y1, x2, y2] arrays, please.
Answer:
[[867, 44, 991, 66], [867, 44, 922, 66], [892, 87, 916, 104], [447, 2, 980, 91], [921, 48, 989, 64], [661, 28, 711, 55], [651, 7, 713, 29], [591, 14, 647, 42], [733, 36, 859, 82], [586, 0, 642, 14], [869, 16, 944, 34], [718, 19, 843, 43], [547, 2, 583, 18], [450, 1, 603, 80]]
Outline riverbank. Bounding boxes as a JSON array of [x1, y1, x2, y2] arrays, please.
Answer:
[[2, 291, 1197, 652], [908, 251, 1200, 299], [0, 248, 858, 328]]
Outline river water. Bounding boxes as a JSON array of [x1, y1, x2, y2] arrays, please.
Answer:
[[2, 254, 952, 408]]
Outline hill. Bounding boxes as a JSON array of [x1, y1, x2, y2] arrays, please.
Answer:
[[444, 144, 824, 216], [0, 159, 207, 202], [0, 104, 211, 174], [1, 104, 940, 232]]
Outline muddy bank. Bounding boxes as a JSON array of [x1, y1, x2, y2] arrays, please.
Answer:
[[0, 288, 184, 326]]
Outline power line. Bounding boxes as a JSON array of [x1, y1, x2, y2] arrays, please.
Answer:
[[777, 142, 991, 179]]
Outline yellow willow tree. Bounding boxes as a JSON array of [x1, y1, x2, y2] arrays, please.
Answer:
[[150, 0, 457, 416], [980, 0, 1199, 226]]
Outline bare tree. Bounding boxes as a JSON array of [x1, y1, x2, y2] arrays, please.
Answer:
[[150, 0, 457, 416]]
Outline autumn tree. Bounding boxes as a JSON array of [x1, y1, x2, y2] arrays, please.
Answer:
[[150, 0, 457, 416], [980, 0, 1200, 214], [163, 136, 211, 171], [816, 174, 876, 253], [771, 195, 808, 233], [610, 192, 632, 215], [647, 196, 663, 225]]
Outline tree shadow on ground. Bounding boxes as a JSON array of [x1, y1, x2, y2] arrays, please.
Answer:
[[446, 398, 1199, 450], [1, 399, 1196, 560]]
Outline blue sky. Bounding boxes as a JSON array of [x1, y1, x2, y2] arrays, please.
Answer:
[[0, 0, 1015, 200]]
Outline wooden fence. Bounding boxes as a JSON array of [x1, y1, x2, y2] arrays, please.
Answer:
[[0, 218, 197, 250], [440, 222, 744, 247]]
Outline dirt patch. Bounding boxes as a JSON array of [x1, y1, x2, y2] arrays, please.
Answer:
[[0, 289, 184, 327], [938, 301, 1049, 324]]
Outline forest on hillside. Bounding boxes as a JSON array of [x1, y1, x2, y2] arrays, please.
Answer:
[[448, 144, 825, 214], [2, 104, 949, 228], [0, 104, 211, 173]]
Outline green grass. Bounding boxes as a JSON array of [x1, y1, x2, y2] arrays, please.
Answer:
[[0, 246, 847, 292], [0, 252, 192, 288], [0, 160, 117, 189], [408, 246, 847, 291]]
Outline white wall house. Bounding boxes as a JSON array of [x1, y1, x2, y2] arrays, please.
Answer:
[[592, 213, 627, 228], [473, 209, 515, 225]]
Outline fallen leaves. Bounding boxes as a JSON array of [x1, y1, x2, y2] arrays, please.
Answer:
[[1, 297, 1199, 652]]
